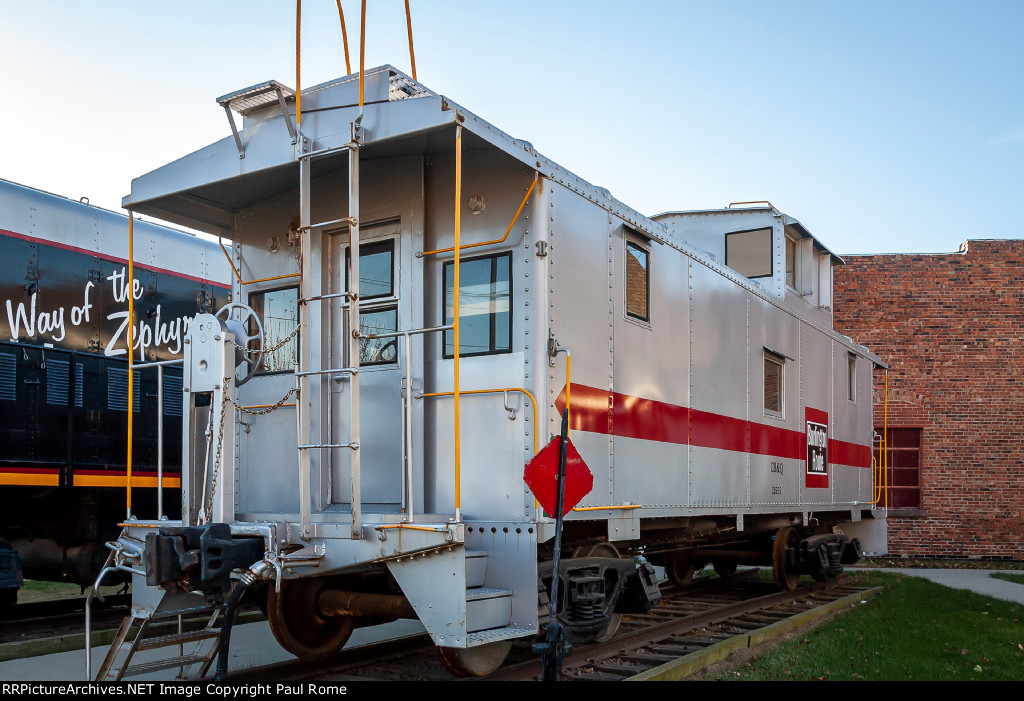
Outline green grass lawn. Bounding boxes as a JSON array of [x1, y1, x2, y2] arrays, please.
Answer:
[[15, 580, 124, 604], [991, 572, 1024, 586], [710, 571, 1024, 681]]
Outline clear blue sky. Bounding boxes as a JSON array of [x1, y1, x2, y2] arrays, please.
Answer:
[[2, 1, 1021, 255]]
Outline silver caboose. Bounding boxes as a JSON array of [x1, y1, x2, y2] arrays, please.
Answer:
[[93, 66, 886, 679]]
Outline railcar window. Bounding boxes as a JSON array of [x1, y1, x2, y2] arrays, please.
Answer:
[[345, 239, 395, 300], [626, 241, 650, 322], [848, 353, 857, 402], [874, 428, 921, 509], [359, 306, 399, 365], [726, 228, 773, 279], [443, 253, 511, 358], [763, 351, 784, 417], [248, 287, 299, 374]]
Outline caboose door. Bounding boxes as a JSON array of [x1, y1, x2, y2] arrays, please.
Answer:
[[325, 220, 405, 510]]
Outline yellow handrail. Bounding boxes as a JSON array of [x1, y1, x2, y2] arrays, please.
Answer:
[[404, 0, 417, 81], [727, 200, 779, 212], [359, 0, 366, 109], [421, 176, 538, 257], [375, 524, 451, 533], [296, 0, 302, 125], [869, 368, 890, 506], [453, 124, 463, 520], [219, 239, 300, 287], [571, 504, 640, 512], [420, 388, 539, 456], [126, 213, 135, 519], [335, 0, 352, 75], [884, 369, 889, 508], [565, 353, 572, 419]]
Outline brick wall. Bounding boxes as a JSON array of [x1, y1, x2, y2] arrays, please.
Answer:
[[833, 240, 1024, 561]]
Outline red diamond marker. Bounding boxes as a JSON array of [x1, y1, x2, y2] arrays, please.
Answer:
[[523, 435, 593, 517]]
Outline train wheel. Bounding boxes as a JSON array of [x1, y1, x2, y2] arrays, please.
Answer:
[[713, 561, 738, 579], [772, 527, 801, 591], [267, 578, 355, 661], [437, 640, 513, 677], [581, 543, 623, 643], [665, 552, 697, 587]]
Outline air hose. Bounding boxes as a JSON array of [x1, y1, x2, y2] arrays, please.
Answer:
[[214, 561, 270, 681]]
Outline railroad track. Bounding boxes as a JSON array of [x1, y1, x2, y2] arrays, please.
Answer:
[[0, 595, 131, 646], [220, 571, 875, 682]]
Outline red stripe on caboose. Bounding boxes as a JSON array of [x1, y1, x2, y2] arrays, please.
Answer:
[[555, 383, 871, 468], [0, 228, 231, 289]]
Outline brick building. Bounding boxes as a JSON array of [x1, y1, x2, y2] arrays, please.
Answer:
[[832, 240, 1024, 561]]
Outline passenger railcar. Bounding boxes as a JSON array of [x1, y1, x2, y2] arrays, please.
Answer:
[[100, 67, 887, 678], [0, 179, 230, 598]]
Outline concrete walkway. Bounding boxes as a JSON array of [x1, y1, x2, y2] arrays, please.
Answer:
[[849, 567, 1024, 605], [0, 618, 426, 682]]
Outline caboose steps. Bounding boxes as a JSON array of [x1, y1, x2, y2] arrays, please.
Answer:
[[467, 626, 537, 647], [466, 587, 513, 632], [94, 606, 222, 681]]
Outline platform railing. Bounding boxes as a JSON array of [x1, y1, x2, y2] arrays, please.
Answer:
[[362, 323, 454, 519], [131, 358, 185, 520]]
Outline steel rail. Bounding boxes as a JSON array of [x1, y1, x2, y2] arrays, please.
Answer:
[[479, 577, 852, 681]]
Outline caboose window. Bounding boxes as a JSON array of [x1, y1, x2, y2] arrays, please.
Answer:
[[443, 253, 511, 358], [626, 240, 650, 322], [764, 351, 784, 417], [786, 235, 797, 289], [359, 306, 399, 365], [345, 239, 395, 300], [848, 353, 857, 402], [249, 287, 299, 374], [726, 228, 773, 279]]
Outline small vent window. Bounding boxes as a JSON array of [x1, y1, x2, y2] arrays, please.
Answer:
[[163, 374, 183, 417], [0, 353, 16, 401], [46, 359, 70, 406], [786, 236, 797, 289], [726, 228, 773, 279], [848, 353, 857, 402], [108, 368, 141, 412], [764, 351, 784, 418], [626, 240, 650, 322]]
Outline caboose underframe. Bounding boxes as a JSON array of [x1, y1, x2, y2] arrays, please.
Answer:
[[97, 67, 885, 678]]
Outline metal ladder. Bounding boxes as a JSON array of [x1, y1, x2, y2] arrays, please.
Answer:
[[294, 121, 365, 542], [95, 608, 222, 681]]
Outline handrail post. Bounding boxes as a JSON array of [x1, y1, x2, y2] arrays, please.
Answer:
[[348, 123, 362, 539], [453, 124, 463, 523], [403, 331, 414, 523], [297, 139, 313, 540], [883, 369, 889, 509], [126, 212, 135, 521], [157, 363, 164, 519]]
